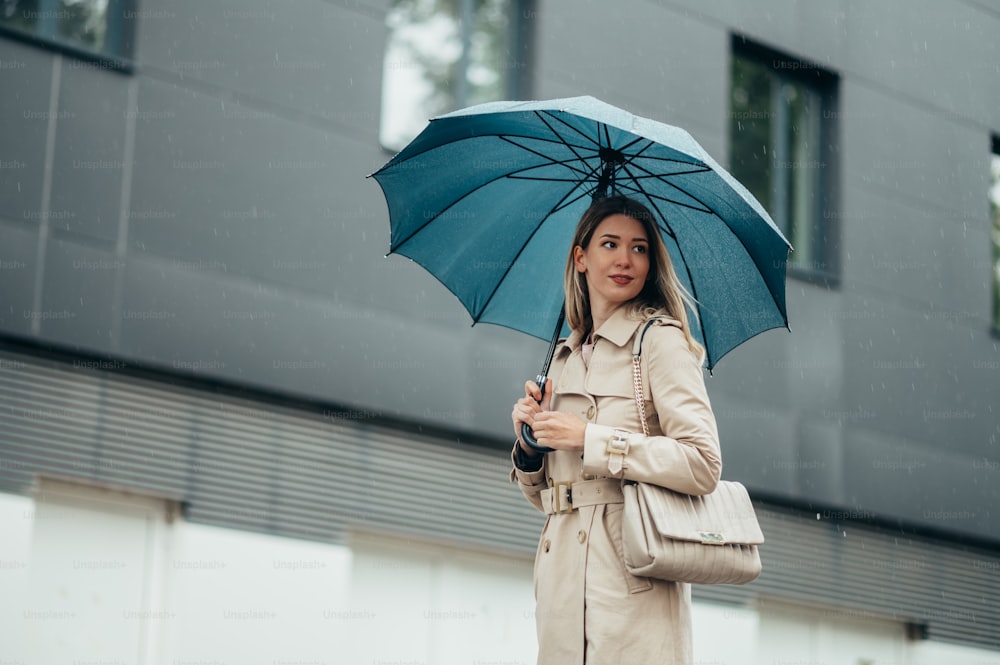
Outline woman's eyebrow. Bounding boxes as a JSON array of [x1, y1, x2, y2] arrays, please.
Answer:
[[599, 233, 648, 242]]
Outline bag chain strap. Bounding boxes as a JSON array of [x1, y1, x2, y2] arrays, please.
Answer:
[[632, 354, 649, 437]]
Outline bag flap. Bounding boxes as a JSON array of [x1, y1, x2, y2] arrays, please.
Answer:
[[637, 481, 765, 545]]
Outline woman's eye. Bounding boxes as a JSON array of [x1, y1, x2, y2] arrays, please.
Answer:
[[602, 241, 616, 249], [633, 245, 647, 254]]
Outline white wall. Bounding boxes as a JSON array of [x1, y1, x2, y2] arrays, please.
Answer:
[[757, 601, 909, 665], [692, 602, 760, 664], [0, 490, 32, 663], [348, 531, 537, 665], [2, 488, 999, 665], [19, 479, 176, 664], [160, 521, 355, 665], [910, 640, 1000, 665]]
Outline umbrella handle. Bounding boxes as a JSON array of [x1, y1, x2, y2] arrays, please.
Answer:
[[520, 373, 555, 454]]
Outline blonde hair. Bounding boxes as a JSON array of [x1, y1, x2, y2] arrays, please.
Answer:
[[563, 196, 704, 361]]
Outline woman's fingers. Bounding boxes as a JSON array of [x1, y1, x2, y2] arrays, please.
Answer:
[[511, 397, 541, 431], [529, 411, 585, 452], [539, 378, 553, 411], [524, 380, 542, 402]]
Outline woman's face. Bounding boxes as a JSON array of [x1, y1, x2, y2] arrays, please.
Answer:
[[573, 213, 651, 313]]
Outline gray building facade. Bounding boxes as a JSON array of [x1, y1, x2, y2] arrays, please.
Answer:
[[2, 0, 999, 654]]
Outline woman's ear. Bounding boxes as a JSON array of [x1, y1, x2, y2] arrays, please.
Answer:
[[573, 245, 586, 273]]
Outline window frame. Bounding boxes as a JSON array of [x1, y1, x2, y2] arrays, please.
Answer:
[[378, 0, 535, 154], [729, 35, 841, 288], [0, 0, 138, 72], [990, 134, 1000, 336]]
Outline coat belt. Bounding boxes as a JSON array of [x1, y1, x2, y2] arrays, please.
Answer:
[[541, 478, 624, 515]]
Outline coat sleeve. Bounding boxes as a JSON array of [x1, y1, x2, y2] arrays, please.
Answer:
[[581, 323, 722, 495], [510, 444, 548, 512]]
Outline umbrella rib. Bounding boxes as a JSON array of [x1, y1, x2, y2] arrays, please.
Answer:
[[613, 139, 716, 213], [389, 174, 518, 253], [628, 158, 786, 291], [629, 174, 713, 367], [391, 133, 601, 253], [551, 187, 600, 215], [500, 133, 714, 174], [621, 160, 702, 298], [537, 110, 602, 149], [534, 111, 599, 162], [628, 153, 707, 166], [622, 138, 708, 170], [626, 157, 788, 368], [531, 112, 611, 190], [508, 175, 600, 184], [626, 160, 716, 214], [499, 135, 608, 196], [471, 181, 593, 324], [392, 134, 713, 252], [499, 135, 601, 181], [620, 137, 708, 168], [619, 170, 711, 180], [613, 180, 715, 216], [615, 133, 652, 156], [500, 132, 601, 156]]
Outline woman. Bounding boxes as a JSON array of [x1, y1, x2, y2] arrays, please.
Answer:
[[510, 195, 722, 664]]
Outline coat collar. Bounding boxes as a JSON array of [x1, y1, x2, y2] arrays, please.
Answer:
[[560, 306, 649, 355]]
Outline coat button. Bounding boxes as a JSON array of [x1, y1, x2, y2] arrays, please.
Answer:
[[577, 529, 587, 544], [586, 406, 595, 420], [543, 539, 551, 553]]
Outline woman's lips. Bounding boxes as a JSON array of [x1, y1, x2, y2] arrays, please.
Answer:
[[610, 275, 633, 285]]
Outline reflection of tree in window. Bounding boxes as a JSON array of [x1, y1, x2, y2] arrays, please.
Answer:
[[730, 56, 773, 216], [59, 0, 108, 50], [381, 0, 515, 152], [0, 0, 40, 31], [730, 50, 828, 275], [1, 0, 110, 52], [990, 151, 1000, 331]]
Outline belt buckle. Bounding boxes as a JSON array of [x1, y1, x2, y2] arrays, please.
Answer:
[[554, 482, 573, 513]]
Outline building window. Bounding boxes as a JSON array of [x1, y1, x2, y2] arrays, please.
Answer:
[[991, 136, 1000, 332], [379, 0, 531, 152], [0, 0, 135, 62], [729, 37, 838, 280]]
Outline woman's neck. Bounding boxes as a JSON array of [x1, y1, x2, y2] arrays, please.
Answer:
[[590, 302, 624, 336]]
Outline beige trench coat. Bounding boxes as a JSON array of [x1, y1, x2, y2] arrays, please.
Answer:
[[511, 307, 722, 665]]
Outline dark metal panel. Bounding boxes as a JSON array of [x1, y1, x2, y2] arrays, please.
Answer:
[[127, 76, 350, 290], [38, 236, 119, 348], [0, 221, 40, 336], [49, 59, 129, 244], [134, 0, 385, 130], [0, 41, 52, 224]]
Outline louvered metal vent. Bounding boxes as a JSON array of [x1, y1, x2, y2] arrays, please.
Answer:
[[0, 347, 997, 650]]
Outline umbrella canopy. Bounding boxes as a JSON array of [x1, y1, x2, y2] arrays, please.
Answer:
[[370, 95, 791, 371]]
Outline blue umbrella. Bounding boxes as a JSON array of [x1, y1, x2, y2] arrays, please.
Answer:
[[370, 96, 791, 446]]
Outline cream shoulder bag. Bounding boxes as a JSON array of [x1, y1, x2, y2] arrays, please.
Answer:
[[621, 320, 764, 585]]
